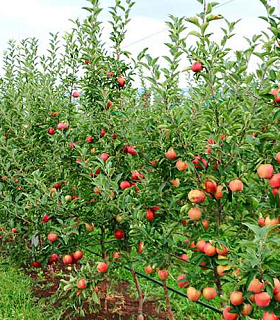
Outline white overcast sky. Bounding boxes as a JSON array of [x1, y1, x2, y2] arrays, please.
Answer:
[[0, 0, 279, 74]]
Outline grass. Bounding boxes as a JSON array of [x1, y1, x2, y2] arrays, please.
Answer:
[[0, 262, 57, 320]]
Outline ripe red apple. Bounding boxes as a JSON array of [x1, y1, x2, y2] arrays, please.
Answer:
[[176, 160, 188, 171], [63, 254, 73, 265], [146, 208, 155, 221], [204, 180, 217, 193], [216, 246, 229, 256], [263, 312, 279, 320], [264, 216, 279, 226], [204, 243, 216, 256], [72, 91, 80, 98], [248, 278, 265, 293], [258, 217, 265, 227], [114, 229, 125, 239], [100, 128, 106, 137], [192, 156, 208, 169], [180, 254, 189, 262], [113, 251, 120, 259], [100, 153, 109, 162], [53, 182, 61, 189], [137, 241, 144, 254], [165, 147, 177, 160], [255, 292, 271, 307], [177, 275, 189, 288], [273, 278, 280, 294], [188, 189, 206, 203], [274, 290, 280, 302], [188, 207, 202, 220], [196, 240, 206, 252], [230, 291, 244, 306], [158, 269, 168, 280], [126, 146, 137, 155], [48, 253, 59, 264], [202, 287, 217, 300], [202, 219, 209, 229], [217, 265, 229, 277], [107, 100, 113, 108], [241, 303, 253, 315], [191, 62, 203, 73], [77, 279, 86, 289], [42, 214, 50, 223], [48, 127, 55, 134], [187, 287, 201, 301], [120, 181, 131, 190], [170, 178, 180, 187], [270, 88, 280, 103], [257, 164, 273, 179], [117, 77, 126, 87], [11, 227, 18, 233], [131, 171, 144, 180], [229, 179, 243, 191], [222, 307, 238, 320], [57, 122, 68, 130], [86, 136, 93, 143], [144, 265, 154, 274], [30, 261, 41, 268], [97, 262, 108, 273], [47, 233, 58, 243], [269, 173, 280, 188], [73, 250, 83, 261], [276, 152, 280, 164]]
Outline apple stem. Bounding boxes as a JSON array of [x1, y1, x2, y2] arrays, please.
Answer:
[[131, 268, 144, 317], [163, 279, 174, 320]]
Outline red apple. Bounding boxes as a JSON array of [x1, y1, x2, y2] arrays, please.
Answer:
[[263, 312, 279, 320], [114, 229, 125, 239], [48, 127, 55, 134], [117, 77, 126, 87], [57, 122, 68, 130], [100, 128, 106, 137], [202, 287, 217, 300], [230, 291, 244, 306], [146, 208, 155, 221], [196, 240, 206, 252], [222, 307, 238, 320], [176, 160, 188, 171], [204, 243, 216, 256], [107, 100, 113, 108], [188, 189, 206, 203], [241, 304, 253, 315], [120, 181, 131, 189], [48, 253, 59, 264], [170, 178, 180, 187], [177, 275, 189, 288], [77, 279, 86, 289], [257, 164, 273, 179], [73, 250, 83, 261], [100, 153, 109, 162], [229, 179, 243, 191], [276, 152, 280, 164], [187, 287, 201, 301], [204, 180, 217, 193], [255, 292, 271, 307], [269, 173, 280, 188], [191, 62, 203, 73], [216, 246, 229, 256], [126, 146, 137, 155], [214, 185, 223, 199], [158, 269, 168, 280], [72, 91, 80, 98], [144, 265, 154, 274], [165, 147, 177, 160], [97, 262, 108, 273], [258, 217, 265, 227], [86, 136, 93, 143], [63, 254, 73, 265], [188, 207, 202, 220], [248, 278, 265, 293], [270, 88, 280, 103], [47, 233, 58, 243]]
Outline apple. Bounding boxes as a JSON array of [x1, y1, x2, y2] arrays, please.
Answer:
[[170, 178, 180, 187], [73, 250, 83, 261], [158, 269, 168, 280], [48, 253, 59, 264], [125, 146, 137, 155], [107, 100, 113, 108], [274, 290, 280, 302], [257, 164, 273, 179], [192, 156, 208, 169], [276, 152, 280, 164], [269, 173, 280, 188], [85, 223, 94, 232], [273, 278, 280, 294], [222, 307, 238, 320], [47, 233, 58, 243], [229, 179, 243, 191], [188, 207, 202, 220], [114, 229, 125, 239], [53, 182, 61, 189], [117, 77, 126, 87], [217, 265, 229, 277], [65, 195, 72, 201], [144, 265, 154, 274], [100, 128, 106, 137], [187, 287, 201, 301], [146, 208, 155, 221], [196, 240, 206, 252], [241, 304, 253, 315], [77, 279, 86, 289], [270, 88, 280, 103], [131, 171, 144, 180], [248, 278, 265, 293], [258, 217, 265, 227], [188, 189, 206, 203], [255, 292, 271, 307], [57, 122, 68, 130], [97, 262, 108, 273], [180, 254, 189, 262], [204, 180, 217, 193], [30, 261, 41, 268], [100, 153, 109, 162], [63, 254, 73, 265], [176, 160, 188, 171], [165, 147, 177, 160], [137, 241, 144, 254], [177, 275, 189, 288], [216, 247, 229, 256], [214, 185, 223, 199], [42, 214, 50, 223], [202, 287, 217, 300], [86, 136, 93, 143], [230, 291, 244, 306], [120, 181, 131, 189], [208, 138, 215, 144], [48, 127, 55, 134], [202, 219, 209, 229], [264, 216, 279, 226], [191, 62, 203, 73], [203, 243, 216, 256], [113, 251, 120, 259], [72, 91, 80, 98], [263, 312, 279, 320]]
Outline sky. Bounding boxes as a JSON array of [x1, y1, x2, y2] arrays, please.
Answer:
[[0, 0, 279, 75]]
